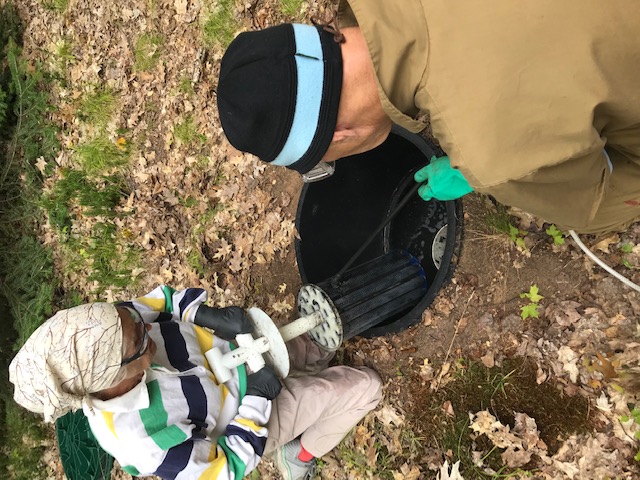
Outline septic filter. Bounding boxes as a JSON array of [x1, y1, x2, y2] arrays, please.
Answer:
[[295, 125, 462, 336], [298, 250, 428, 345]]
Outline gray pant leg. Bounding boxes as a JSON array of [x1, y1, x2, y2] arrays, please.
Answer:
[[265, 364, 382, 457]]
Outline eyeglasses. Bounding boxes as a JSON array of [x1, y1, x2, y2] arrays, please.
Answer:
[[120, 306, 150, 366], [302, 161, 335, 183]]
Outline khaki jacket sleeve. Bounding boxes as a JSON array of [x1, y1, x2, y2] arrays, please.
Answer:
[[479, 149, 611, 231]]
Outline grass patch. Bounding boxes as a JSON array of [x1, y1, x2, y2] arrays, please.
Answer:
[[134, 32, 163, 71], [174, 115, 206, 147], [337, 440, 395, 480], [40, 0, 68, 12], [77, 85, 116, 125], [280, 0, 305, 17], [0, 16, 134, 474], [202, 0, 238, 48], [0, 5, 60, 478], [43, 168, 128, 230], [2, 399, 49, 480], [335, 420, 413, 480], [179, 75, 194, 95], [409, 357, 594, 478], [64, 222, 141, 293], [3, 237, 56, 345], [484, 202, 512, 235], [42, 169, 136, 294], [0, 14, 59, 345], [72, 135, 130, 174], [188, 248, 206, 277]]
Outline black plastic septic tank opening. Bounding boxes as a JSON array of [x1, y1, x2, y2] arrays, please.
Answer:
[[295, 125, 463, 337]]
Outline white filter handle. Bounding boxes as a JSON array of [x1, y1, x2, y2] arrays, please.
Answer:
[[278, 312, 324, 342], [205, 337, 269, 384]]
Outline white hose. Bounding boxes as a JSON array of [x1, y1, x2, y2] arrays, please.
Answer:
[[569, 229, 640, 293]]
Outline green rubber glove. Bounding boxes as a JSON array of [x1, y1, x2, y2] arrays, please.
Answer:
[[414, 155, 473, 201]]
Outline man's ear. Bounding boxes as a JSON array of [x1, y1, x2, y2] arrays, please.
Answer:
[[331, 128, 357, 144]]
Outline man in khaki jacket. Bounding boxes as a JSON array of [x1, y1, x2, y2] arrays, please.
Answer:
[[217, 1, 640, 234]]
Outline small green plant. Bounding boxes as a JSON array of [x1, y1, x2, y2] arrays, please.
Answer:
[[0, 87, 7, 130], [622, 258, 635, 269], [73, 135, 130, 174], [2, 400, 49, 479], [3, 237, 56, 345], [621, 243, 634, 254], [519, 284, 543, 320], [620, 406, 640, 461], [619, 243, 637, 269], [50, 37, 75, 75], [77, 85, 116, 125], [248, 468, 261, 480], [134, 32, 163, 71], [545, 224, 565, 245], [202, 0, 239, 48], [174, 115, 206, 147], [489, 367, 517, 397], [188, 249, 206, 277], [509, 224, 528, 252], [280, 0, 305, 17]]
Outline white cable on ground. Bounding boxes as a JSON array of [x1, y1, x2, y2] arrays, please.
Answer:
[[569, 229, 640, 293]]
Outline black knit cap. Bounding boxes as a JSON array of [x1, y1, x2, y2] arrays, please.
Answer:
[[217, 24, 343, 174]]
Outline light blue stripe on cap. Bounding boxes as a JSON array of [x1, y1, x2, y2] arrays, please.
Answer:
[[271, 24, 324, 167]]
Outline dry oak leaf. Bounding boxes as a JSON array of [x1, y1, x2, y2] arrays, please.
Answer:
[[557, 346, 580, 383], [271, 301, 293, 314], [228, 253, 244, 273], [419, 358, 435, 381], [375, 405, 405, 427], [593, 233, 620, 253], [393, 464, 421, 480], [442, 400, 455, 418], [353, 424, 372, 448], [480, 351, 495, 368], [35, 156, 47, 174], [588, 352, 619, 380], [213, 240, 232, 260]]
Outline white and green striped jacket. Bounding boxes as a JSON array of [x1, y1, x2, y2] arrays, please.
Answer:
[[84, 286, 270, 480]]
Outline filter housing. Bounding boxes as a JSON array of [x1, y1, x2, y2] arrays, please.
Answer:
[[295, 125, 462, 336]]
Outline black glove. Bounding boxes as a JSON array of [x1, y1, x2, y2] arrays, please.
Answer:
[[246, 366, 282, 400], [194, 305, 252, 340]]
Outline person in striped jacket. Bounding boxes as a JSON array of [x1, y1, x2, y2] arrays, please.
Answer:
[[9, 285, 382, 480]]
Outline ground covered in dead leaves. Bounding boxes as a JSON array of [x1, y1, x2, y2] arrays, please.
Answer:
[[9, 0, 640, 478]]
